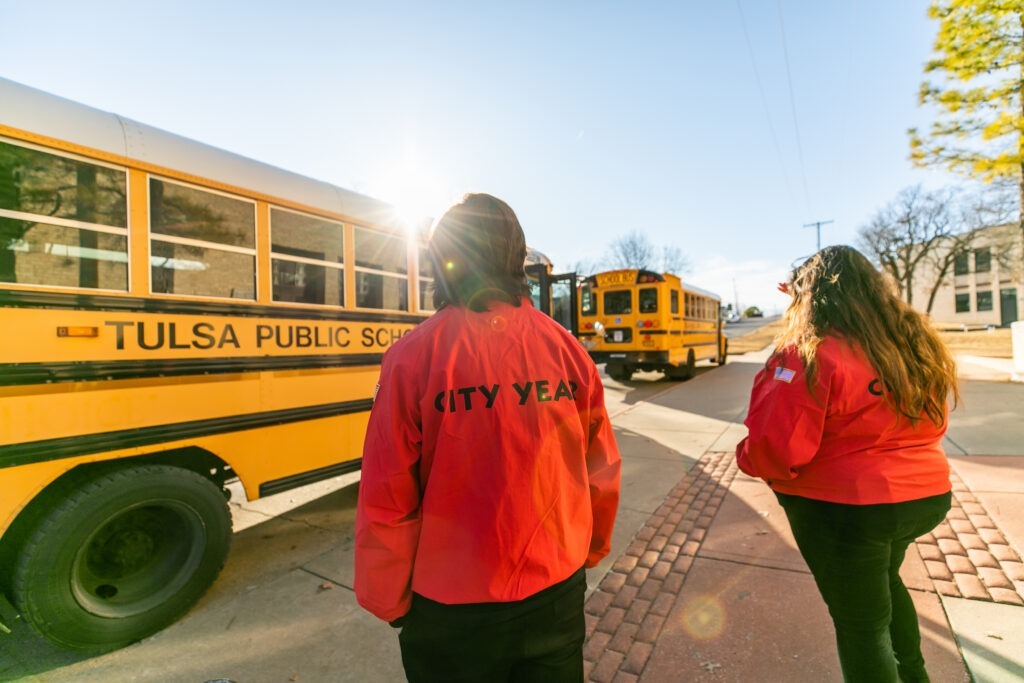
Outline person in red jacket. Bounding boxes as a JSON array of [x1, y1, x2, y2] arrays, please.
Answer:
[[355, 193, 621, 683], [737, 246, 958, 683]]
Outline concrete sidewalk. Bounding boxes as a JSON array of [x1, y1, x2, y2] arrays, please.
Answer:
[[582, 351, 1024, 682], [3, 349, 1021, 682]]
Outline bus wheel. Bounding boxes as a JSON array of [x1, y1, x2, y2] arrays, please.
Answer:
[[606, 363, 633, 382], [10, 464, 232, 653], [716, 339, 728, 365], [666, 350, 696, 380]]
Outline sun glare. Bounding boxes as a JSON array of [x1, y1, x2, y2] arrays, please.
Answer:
[[376, 156, 451, 237]]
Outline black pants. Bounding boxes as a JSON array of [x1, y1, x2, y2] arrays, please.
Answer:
[[398, 568, 586, 683], [776, 491, 951, 683]]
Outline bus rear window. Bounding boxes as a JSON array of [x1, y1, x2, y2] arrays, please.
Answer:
[[639, 288, 658, 313], [580, 282, 596, 315], [604, 290, 631, 315]]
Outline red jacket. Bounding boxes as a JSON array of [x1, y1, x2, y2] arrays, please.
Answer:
[[736, 336, 951, 505], [354, 298, 621, 622]]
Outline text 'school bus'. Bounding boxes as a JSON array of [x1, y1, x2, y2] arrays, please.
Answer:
[[0, 78, 434, 653], [577, 269, 727, 381]]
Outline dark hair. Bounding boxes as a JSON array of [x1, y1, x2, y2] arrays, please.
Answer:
[[776, 245, 958, 426], [429, 193, 532, 311]]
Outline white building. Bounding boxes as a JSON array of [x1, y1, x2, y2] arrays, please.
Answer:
[[910, 223, 1023, 327]]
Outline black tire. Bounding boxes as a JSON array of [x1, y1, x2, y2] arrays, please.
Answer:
[[716, 338, 729, 365], [10, 464, 232, 653], [667, 350, 696, 380], [606, 363, 633, 382]]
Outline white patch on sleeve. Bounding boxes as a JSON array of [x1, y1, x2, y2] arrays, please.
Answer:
[[773, 367, 796, 383], [373, 383, 380, 402]]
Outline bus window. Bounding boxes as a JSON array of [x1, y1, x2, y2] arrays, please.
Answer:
[[580, 281, 596, 315], [671, 289, 679, 314], [0, 139, 128, 289], [354, 226, 409, 310], [639, 288, 658, 313], [418, 246, 436, 312], [604, 290, 631, 315], [150, 178, 256, 299], [271, 208, 345, 306]]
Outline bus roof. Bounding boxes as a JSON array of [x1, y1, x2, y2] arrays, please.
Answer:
[[585, 268, 722, 301], [0, 77, 401, 230], [681, 282, 722, 301]]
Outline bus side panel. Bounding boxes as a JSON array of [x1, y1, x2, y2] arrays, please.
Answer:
[[188, 411, 371, 500]]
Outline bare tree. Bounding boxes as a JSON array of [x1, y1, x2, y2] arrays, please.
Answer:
[[565, 258, 602, 277], [608, 230, 655, 270], [858, 183, 1017, 314], [660, 245, 690, 275], [605, 230, 691, 276], [857, 185, 961, 308]]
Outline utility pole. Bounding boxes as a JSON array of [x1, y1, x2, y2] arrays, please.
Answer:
[[803, 219, 834, 252]]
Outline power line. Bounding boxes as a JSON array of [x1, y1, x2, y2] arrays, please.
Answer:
[[803, 219, 833, 252], [735, 0, 795, 204], [775, 0, 811, 215]]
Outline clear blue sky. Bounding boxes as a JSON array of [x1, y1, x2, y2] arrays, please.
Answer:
[[3, 0, 965, 312]]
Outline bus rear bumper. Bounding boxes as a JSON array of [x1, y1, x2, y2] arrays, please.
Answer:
[[589, 351, 669, 366]]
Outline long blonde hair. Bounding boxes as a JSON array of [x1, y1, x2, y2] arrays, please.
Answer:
[[775, 245, 958, 426]]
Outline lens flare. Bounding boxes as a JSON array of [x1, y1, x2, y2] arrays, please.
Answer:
[[680, 595, 726, 640]]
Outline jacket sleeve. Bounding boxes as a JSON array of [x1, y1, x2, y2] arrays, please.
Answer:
[[583, 364, 622, 568], [354, 350, 423, 622], [735, 347, 828, 484]]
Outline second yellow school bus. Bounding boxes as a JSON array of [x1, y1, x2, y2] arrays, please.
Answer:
[[577, 268, 727, 381], [0, 78, 435, 652]]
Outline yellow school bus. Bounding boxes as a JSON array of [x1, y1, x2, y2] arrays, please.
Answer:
[[0, 78, 433, 652], [577, 268, 727, 381]]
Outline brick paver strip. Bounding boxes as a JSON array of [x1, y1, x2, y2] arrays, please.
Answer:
[[583, 451, 739, 681], [583, 451, 1024, 681], [915, 467, 1024, 606]]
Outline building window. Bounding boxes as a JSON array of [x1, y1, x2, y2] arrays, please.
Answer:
[[955, 292, 970, 313], [977, 290, 993, 311], [953, 251, 970, 276], [975, 247, 991, 273]]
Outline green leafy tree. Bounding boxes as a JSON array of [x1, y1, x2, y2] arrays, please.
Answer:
[[908, 0, 1024, 261]]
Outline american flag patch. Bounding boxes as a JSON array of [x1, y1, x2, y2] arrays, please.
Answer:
[[774, 367, 796, 383], [373, 383, 380, 402]]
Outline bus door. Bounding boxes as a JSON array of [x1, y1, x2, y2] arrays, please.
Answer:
[[526, 264, 578, 336]]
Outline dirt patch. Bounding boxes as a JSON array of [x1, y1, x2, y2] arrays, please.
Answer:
[[728, 319, 784, 355], [729, 320, 1013, 358], [938, 327, 1012, 358]]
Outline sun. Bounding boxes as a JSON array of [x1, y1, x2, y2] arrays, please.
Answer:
[[375, 155, 452, 236]]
